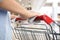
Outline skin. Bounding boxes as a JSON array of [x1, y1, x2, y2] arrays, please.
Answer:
[[0, 0, 40, 19]]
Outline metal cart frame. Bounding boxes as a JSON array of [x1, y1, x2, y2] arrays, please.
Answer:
[[12, 22, 58, 40]]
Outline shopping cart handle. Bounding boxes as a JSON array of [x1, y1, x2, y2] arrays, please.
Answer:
[[15, 15, 54, 24], [34, 15, 54, 24], [15, 18, 25, 21]]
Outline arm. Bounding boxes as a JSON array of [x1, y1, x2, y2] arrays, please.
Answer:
[[0, 0, 40, 19]]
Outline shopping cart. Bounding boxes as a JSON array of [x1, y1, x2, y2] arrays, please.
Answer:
[[12, 15, 60, 40]]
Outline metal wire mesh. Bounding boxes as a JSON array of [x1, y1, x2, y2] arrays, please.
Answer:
[[12, 23, 53, 40]]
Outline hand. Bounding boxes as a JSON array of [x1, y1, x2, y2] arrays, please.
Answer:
[[19, 11, 41, 19], [29, 11, 41, 16]]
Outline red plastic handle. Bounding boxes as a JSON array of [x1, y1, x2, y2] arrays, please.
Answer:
[[15, 18, 25, 21], [15, 15, 54, 24], [34, 15, 54, 24]]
